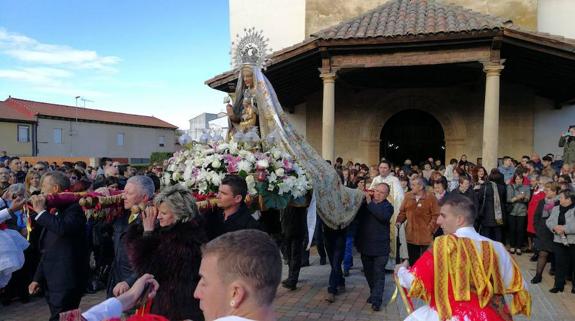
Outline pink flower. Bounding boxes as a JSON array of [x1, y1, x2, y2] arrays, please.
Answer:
[[283, 159, 293, 172]]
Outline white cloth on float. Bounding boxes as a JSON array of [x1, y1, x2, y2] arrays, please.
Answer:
[[0, 208, 29, 288]]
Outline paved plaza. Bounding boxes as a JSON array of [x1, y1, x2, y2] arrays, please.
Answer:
[[1, 252, 574, 321]]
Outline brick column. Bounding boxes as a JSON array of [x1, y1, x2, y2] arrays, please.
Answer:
[[481, 61, 504, 170], [320, 72, 336, 162]]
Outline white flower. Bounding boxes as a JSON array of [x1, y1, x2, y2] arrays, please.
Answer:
[[161, 173, 171, 186], [167, 163, 176, 172], [203, 148, 215, 155], [210, 172, 222, 186], [183, 165, 194, 181], [274, 168, 285, 177], [216, 143, 229, 152], [172, 172, 181, 181], [237, 160, 252, 173], [197, 181, 208, 194], [193, 158, 203, 167], [211, 159, 221, 169], [228, 142, 239, 154], [256, 159, 269, 169], [272, 149, 282, 159], [268, 172, 277, 184], [245, 153, 256, 163], [245, 175, 257, 195]]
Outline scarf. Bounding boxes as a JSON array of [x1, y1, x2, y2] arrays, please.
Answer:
[[491, 182, 503, 225], [542, 198, 556, 218]]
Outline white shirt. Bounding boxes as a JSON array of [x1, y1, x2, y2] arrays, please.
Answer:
[[215, 317, 256, 321], [82, 298, 123, 321]]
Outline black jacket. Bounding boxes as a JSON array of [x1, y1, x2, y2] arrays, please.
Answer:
[[205, 203, 261, 240], [33, 203, 88, 292], [355, 200, 394, 257], [281, 206, 307, 240], [476, 182, 507, 227], [126, 221, 207, 321], [107, 211, 139, 297], [452, 188, 479, 217]]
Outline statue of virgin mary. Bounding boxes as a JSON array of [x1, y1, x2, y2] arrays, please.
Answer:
[[228, 28, 364, 229]]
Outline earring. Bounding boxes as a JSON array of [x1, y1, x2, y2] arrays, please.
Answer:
[[230, 300, 235, 307]]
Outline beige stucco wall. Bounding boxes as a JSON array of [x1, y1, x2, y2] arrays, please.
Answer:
[[305, 0, 537, 35], [303, 80, 548, 167], [284, 102, 307, 138], [538, 0, 575, 39], [36, 118, 176, 158], [0, 121, 33, 156], [229, 0, 306, 53]]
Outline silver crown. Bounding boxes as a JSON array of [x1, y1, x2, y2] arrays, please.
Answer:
[[231, 27, 271, 69]]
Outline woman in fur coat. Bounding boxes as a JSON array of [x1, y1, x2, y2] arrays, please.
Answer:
[[125, 185, 207, 321]]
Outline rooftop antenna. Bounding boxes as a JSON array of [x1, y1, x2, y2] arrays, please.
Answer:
[[80, 97, 94, 108]]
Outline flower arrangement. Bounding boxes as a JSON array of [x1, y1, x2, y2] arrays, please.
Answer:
[[162, 141, 311, 210]]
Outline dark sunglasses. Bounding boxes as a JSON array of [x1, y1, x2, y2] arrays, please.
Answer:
[[34, 167, 45, 171]]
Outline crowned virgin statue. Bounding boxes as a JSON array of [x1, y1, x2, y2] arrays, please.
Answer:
[[226, 28, 363, 229]]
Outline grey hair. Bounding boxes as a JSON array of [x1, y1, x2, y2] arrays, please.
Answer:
[[539, 176, 552, 185], [8, 183, 25, 196], [373, 182, 390, 193], [41, 171, 70, 191], [410, 176, 426, 187], [154, 185, 198, 223], [127, 175, 155, 199]]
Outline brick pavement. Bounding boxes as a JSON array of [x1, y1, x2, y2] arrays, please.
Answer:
[[1, 252, 574, 321]]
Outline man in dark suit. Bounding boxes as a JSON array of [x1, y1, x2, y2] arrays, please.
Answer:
[[356, 182, 394, 311], [205, 175, 260, 240], [106, 175, 155, 298], [28, 171, 89, 321]]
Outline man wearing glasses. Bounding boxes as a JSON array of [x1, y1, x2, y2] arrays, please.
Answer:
[[33, 162, 49, 176]]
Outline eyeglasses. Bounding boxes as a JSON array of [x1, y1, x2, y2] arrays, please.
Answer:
[[33, 167, 45, 171]]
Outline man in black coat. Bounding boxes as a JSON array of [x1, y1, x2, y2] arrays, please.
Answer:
[[355, 182, 394, 311], [28, 172, 89, 321], [280, 205, 308, 290], [106, 175, 155, 298], [205, 175, 260, 240]]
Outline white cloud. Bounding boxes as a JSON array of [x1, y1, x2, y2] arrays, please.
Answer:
[[0, 28, 120, 71], [0, 67, 72, 84]]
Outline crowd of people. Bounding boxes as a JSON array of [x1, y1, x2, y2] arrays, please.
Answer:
[[0, 124, 573, 321]]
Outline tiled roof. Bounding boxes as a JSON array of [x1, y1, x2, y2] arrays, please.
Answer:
[[311, 0, 508, 40], [4, 98, 177, 129], [0, 100, 35, 122]]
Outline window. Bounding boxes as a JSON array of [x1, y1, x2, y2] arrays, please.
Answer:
[[53, 128, 62, 144], [130, 158, 150, 165], [116, 133, 125, 146], [158, 135, 165, 147], [17, 125, 30, 143]]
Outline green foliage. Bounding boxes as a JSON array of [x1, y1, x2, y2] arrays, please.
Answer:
[[255, 181, 290, 209], [150, 152, 173, 165]]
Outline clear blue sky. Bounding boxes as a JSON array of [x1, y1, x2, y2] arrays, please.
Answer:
[[0, 0, 231, 129]]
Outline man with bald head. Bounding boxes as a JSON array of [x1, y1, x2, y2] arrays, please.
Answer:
[[356, 182, 394, 311]]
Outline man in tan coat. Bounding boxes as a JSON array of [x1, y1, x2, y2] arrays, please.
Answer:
[[397, 176, 440, 266]]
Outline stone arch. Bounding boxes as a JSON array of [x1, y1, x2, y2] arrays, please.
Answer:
[[361, 92, 468, 164]]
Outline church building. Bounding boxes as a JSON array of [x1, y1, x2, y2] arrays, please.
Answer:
[[207, 0, 575, 170]]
